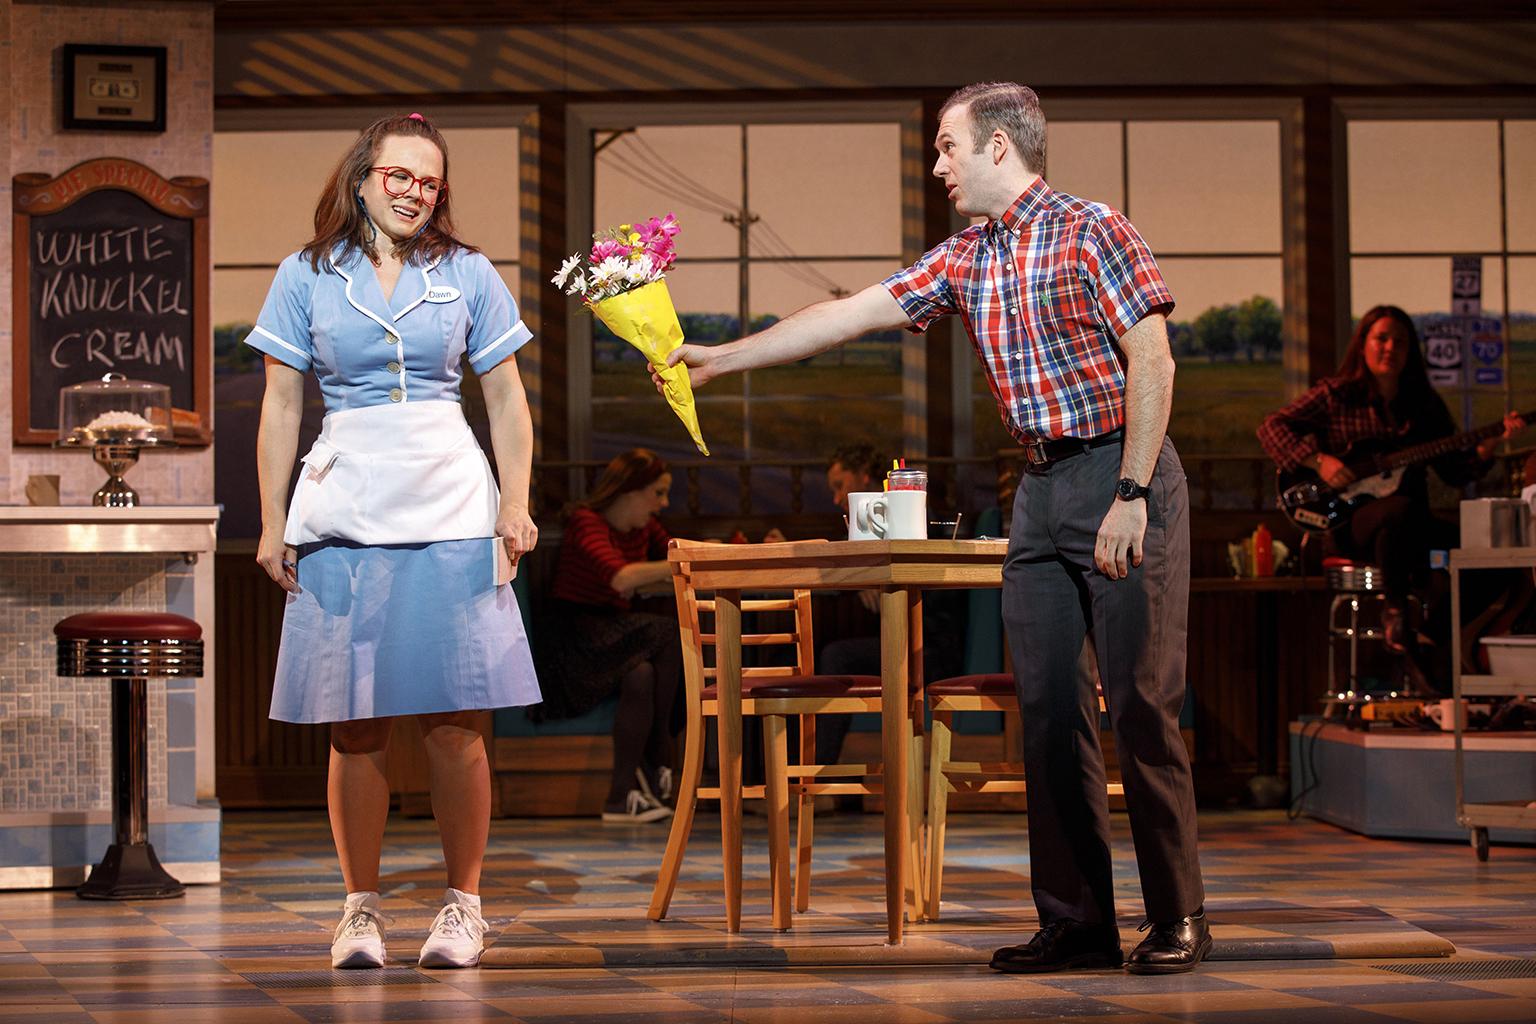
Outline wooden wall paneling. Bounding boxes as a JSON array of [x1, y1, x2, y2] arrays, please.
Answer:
[[215, 550, 327, 807], [216, 531, 1331, 811]]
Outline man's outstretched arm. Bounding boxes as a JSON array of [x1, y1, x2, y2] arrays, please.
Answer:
[[660, 284, 911, 388]]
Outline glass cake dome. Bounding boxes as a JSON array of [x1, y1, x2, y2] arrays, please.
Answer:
[[58, 373, 173, 444]]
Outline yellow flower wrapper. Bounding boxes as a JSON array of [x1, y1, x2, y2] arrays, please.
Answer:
[[589, 279, 709, 456]]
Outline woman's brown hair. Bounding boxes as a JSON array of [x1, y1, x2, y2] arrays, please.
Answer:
[[1336, 304, 1435, 405], [578, 449, 671, 515], [300, 113, 477, 271]]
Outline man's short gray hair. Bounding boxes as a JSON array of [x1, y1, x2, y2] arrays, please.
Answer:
[[939, 82, 1046, 174]]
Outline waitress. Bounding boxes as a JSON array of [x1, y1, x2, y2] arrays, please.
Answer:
[[248, 113, 539, 970]]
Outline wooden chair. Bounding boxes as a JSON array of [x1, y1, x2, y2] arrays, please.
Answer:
[[647, 539, 912, 931], [923, 672, 1119, 920]]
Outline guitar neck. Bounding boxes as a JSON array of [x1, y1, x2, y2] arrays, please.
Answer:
[[1367, 408, 1536, 474]]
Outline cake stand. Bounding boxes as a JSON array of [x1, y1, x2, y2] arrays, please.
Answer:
[[54, 429, 177, 508]]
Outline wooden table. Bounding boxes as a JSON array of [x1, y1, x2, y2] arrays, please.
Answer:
[[673, 538, 1008, 944]]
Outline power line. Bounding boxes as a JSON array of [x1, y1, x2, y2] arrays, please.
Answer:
[[596, 149, 737, 218], [595, 148, 849, 299], [751, 221, 848, 296], [619, 134, 741, 213]]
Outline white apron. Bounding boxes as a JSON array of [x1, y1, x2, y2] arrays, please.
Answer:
[[284, 400, 499, 548]]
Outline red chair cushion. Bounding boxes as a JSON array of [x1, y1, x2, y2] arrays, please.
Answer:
[[926, 672, 1015, 697], [1322, 556, 1376, 569], [703, 673, 885, 700], [54, 611, 202, 641]]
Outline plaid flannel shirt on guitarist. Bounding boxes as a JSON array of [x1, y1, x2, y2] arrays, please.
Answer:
[[1258, 374, 1486, 486], [883, 178, 1174, 444]]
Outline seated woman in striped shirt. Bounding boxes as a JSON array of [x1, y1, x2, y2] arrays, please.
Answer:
[[533, 449, 681, 823]]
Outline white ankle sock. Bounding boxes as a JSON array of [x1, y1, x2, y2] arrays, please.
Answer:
[[445, 887, 481, 912], [344, 890, 381, 910]]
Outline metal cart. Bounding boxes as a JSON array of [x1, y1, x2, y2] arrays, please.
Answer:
[[1450, 546, 1536, 860]]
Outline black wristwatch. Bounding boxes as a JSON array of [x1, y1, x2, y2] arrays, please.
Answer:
[[1115, 477, 1150, 502]]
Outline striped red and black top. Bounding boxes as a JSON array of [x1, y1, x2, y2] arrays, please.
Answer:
[[551, 507, 671, 611]]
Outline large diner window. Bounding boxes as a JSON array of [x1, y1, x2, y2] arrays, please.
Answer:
[[1343, 108, 1536, 443], [572, 103, 920, 515]]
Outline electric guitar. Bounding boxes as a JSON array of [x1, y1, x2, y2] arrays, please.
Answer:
[[1276, 410, 1534, 533]]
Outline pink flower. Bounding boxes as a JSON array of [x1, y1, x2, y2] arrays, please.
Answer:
[[636, 214, 679, 272], [591, 238, 630, 262], [644, 240, 676, 272], [638, 213, 680, 245]]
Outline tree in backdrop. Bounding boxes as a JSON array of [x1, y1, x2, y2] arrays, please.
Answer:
[[1181, 296, 1282, 362], [1234, 296, 1283, 361], [1192, 305, 1239, 362]]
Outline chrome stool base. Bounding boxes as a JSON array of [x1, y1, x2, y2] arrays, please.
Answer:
[[54, 613, 203, 902], [1324, 560, 1419, 698], [78, 842, 185, 901]]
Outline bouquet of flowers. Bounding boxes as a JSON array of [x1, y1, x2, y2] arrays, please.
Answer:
[[553, 214, 708, 456]]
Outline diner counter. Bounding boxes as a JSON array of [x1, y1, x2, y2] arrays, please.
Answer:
[[0, 505, 221, 888]]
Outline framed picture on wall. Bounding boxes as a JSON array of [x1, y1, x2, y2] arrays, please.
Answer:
[[61, 44, 166, 133]]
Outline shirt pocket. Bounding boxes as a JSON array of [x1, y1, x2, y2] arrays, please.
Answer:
[[435, 292, 471, 358]]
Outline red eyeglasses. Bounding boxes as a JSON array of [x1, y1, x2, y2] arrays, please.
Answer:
[[369, 166, 447, 206]]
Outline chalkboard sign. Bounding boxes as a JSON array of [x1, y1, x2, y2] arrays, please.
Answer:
[[12, 158, 209, 445]]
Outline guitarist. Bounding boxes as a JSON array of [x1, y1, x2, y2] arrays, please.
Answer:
[[1258, 304, 1524, 656]]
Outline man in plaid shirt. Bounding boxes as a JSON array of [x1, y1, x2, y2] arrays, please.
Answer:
[[662, 81, 1206, 974]]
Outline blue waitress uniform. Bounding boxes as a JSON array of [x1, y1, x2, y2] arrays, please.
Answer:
[[244, 244, 542, 724]]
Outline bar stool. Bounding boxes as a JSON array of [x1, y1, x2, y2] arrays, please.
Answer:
[[54, 611, 203, 900], [1324, 557, 1416, 696]]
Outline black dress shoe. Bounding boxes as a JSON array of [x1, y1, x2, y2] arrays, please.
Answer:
[[990, 919, 1123, 974], [1125, 907, 1212, 975]]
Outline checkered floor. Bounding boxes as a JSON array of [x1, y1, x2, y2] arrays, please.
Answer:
[[1, 809, 1534, 1022]]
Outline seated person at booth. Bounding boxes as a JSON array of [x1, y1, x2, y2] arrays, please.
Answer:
[[531, 449, 681, 823], [1257, 303, 1524, 658]]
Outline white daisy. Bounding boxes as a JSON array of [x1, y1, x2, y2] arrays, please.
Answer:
[[551, 253, 583, 289], [588, 255, 630, 297], [623, 255, 654, 286]]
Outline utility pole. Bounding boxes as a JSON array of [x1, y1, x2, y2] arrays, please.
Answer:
[[724, 125, 759, 457]]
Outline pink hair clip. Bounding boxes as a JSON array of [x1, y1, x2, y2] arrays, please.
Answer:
[[408, 112, 425, 121]]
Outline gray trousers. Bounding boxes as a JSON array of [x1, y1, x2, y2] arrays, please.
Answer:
[[1001, 436, 1204, 926]]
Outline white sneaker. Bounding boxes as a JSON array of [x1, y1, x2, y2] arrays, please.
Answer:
[[418, 900, 488, 969], [331, 897, 391, 969], [602, 788, 671, 823]]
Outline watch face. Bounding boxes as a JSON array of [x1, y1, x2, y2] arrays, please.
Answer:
[[1117, 478, 1146, 500]]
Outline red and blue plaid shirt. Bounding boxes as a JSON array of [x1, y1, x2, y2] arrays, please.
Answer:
[[883, 178, 1174, 444]]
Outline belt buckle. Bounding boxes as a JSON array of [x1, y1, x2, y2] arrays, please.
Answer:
[[1023, 439, 1050, 467]]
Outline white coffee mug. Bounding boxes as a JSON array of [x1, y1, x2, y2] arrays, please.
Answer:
[[871, 490, 927, 540], [847, 492, 884, 540]]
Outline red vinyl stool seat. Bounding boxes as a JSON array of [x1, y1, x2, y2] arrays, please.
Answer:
[[1321, 557, 1385, 593], [53, 612, 204, 901]]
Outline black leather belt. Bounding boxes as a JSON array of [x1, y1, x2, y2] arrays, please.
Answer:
[[1022, 428, 1123, 468]]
